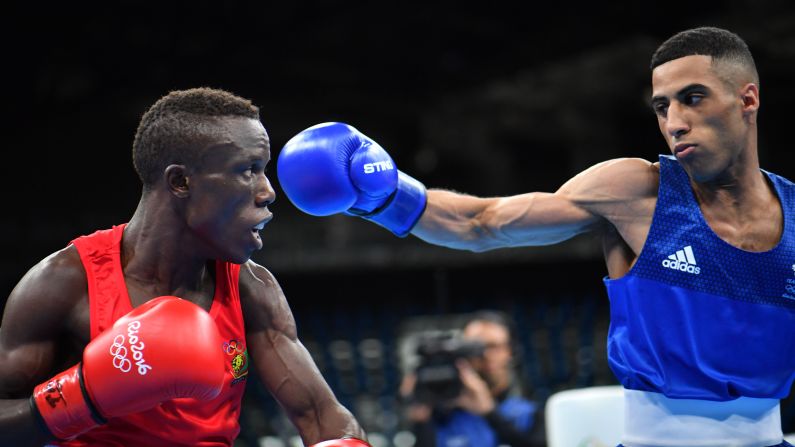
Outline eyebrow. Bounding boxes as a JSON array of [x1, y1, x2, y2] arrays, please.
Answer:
[[651, 83, 709, 106]]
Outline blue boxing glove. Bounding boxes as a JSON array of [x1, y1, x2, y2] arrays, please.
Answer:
[[277, 122, 426, 237]]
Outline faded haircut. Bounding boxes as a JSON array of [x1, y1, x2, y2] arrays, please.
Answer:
[[132, 87, 260, 189], [650, 26, 759, 87]]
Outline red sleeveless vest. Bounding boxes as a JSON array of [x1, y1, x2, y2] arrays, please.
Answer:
[[56, 224, 248, 446]]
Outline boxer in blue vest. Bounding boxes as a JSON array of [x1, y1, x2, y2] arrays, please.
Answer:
[[278, 27, 795, 447]]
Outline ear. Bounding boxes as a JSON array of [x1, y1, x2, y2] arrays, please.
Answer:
[[165, 164, 190, 198], [739, 83, 760, 119]]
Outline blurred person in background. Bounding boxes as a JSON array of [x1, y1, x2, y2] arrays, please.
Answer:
[[399, 311, 545, 447]]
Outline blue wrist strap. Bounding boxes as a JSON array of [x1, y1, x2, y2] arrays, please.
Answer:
[[363, 171, 427, 237]]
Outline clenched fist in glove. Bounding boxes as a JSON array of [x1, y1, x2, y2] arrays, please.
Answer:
[[277, 122, 427, 237]]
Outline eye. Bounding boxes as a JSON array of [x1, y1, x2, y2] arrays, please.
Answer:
[[244, 162, 269, 178], [684, 93, 704, 106], [241, 164, 258, 178], [653, 102, 669, 117]]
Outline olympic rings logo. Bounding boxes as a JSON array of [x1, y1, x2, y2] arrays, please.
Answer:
[[107, 321, 153, 375], [223, 339, 245, 355], [110, 334, 132, 372]]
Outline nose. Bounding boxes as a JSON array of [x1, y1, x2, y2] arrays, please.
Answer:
[[665, 102, 690, 139], [256, 175, 276, 207]]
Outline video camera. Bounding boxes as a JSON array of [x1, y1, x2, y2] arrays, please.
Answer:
[[412, 332, 485, 405]]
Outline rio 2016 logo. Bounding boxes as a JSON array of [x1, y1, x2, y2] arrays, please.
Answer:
[[108, 320, 153, 375]]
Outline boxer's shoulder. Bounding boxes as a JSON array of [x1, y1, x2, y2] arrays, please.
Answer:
[[238, 260, 296, 336], [561, 157, 659, 209], [0, 246, 88, 394], [239, 260, 277, 289], [577, 157, 659, 192], [603, 157, 659, 200], [4, 245, 87, 330]]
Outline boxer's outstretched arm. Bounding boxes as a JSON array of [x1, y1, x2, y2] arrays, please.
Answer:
[[0, 249, 86, 446], [412, 158, 657, 252], [240, 263, 367, 445], [278, 125, 652, 245]]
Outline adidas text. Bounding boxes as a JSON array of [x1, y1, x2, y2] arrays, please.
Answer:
[[662, 259, 701, 275]]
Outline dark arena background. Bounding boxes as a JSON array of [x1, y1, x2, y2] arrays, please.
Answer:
[[2, 1, 794, 446]]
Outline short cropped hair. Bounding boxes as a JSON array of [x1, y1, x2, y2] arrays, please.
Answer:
[[132, 87, 260, 189], [650, 26, 759, 86]]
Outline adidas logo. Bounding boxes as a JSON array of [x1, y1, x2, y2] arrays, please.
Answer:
[[661, 245, 701, 275]]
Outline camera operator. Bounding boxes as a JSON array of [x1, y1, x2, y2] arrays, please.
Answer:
[[399, 311, 545, 447]]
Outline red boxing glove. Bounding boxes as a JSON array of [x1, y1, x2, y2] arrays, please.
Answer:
[[31, 296, 226, 440], [310, 438, 372, 447]]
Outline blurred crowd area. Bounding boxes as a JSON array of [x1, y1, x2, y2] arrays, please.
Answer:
[[227, 262, 795, 447], [236, 290, 612, 447]]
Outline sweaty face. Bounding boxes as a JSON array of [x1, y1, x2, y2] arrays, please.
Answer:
[[650, 55, 753, 183], [184, 116, 275, 264], [463, 321, 512, 389]]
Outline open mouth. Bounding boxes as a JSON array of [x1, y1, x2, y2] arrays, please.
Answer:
[[251, 215, 272, 233]]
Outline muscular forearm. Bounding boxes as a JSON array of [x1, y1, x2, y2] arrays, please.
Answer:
[[413, 189, 597, 251], [0, 398, 52, 447], [411, 189, 502, 252]]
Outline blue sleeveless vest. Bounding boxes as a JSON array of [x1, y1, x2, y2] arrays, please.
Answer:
[[604, 155, 795, 401]]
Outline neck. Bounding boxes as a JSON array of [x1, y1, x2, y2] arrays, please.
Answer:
[[690, 140, 767, 211], [122, 195, 211, 298], [686, 143, 784, 253]]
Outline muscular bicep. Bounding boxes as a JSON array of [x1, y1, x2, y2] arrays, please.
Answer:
[[0, 335, 56, 398], [413, 189, 598, 251], [413, 158, 657, 252], [482, 190, 600, 246], [0, 247, 87, 397]]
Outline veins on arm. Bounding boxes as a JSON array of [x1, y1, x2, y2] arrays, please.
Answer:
[[239, 262, 366, 444], [417, 158, 656, 252]]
